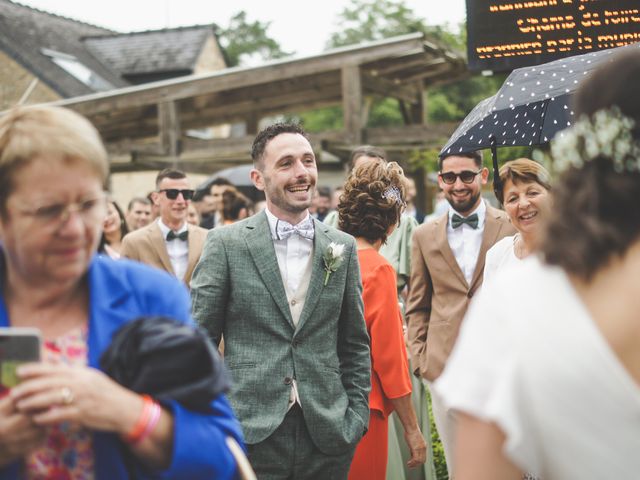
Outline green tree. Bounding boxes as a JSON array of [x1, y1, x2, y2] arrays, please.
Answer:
[[327, 0, 431, 48], [217, 11, 291, 67], [296, 0, 505, 137]]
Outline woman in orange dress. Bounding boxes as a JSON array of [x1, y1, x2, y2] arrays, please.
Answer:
[[339, 158, 427, 480]]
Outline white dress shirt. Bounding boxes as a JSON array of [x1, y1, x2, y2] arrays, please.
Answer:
[[265, 208, 314, 409], [157, 219, 189, 281], [446, 200, 486, 285], [265, 208, 314, 295]]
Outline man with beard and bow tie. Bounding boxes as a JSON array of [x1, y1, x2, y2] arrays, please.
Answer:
[[121, 168, 208, 286], [406, 151, 514, 478], [191, 123, 370, 479]]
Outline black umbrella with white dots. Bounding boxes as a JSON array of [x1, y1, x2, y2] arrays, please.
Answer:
[[440, 42, 640, 199]]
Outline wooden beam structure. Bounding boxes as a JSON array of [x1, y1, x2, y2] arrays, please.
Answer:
[[23, 32, 468, 172]]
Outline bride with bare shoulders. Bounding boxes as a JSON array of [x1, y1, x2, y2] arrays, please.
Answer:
[[436, 49, 640, 479]]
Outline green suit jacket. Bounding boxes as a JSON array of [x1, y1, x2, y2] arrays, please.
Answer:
[[191, 212, 371, 454]]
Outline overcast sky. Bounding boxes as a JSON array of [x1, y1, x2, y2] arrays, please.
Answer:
[[15, 0, 467, 56]]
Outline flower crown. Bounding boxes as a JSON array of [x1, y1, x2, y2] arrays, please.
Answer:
[[551, 106, 640, 173]]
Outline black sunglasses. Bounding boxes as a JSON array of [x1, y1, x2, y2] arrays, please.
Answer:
[[439, 169, 482, 185], [159, 189, 195, 200]]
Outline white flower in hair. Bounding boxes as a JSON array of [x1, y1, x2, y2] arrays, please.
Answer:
[[551, 106, 640, 174]]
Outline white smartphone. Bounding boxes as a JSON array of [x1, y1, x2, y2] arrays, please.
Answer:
[[0, 327, 42, 390]]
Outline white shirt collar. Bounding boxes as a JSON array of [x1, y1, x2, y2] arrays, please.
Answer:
[[264, 208, 311, 241], [157, 218, 188, 238], [448, 199, 487, 228]]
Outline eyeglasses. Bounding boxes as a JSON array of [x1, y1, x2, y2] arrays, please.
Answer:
[[13, 194, 107, 231], [158, 189, 195, 200], [439, 169, 483, 185]]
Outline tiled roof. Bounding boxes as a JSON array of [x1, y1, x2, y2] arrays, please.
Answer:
[[84, 25, 214, 76], [0, 0, 127, 97]]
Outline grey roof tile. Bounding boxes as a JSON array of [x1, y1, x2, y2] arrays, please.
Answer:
[[84, 25, 213, 76], [0, 0, 127, 97]]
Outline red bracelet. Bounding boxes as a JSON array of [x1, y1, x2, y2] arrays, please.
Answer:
[[136, 401, 162, 444], [125, 395, 155, 444]]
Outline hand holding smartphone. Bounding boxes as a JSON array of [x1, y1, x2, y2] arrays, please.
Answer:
[[0, 327, 42, 392]]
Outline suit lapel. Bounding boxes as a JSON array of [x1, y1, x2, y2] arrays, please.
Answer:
[[149, 223, 174, 274], [434, 215, 468, 287], [469, 206, 503, 291], [245, 213, 295, 329], [296, 219, 330, 331], [185, 224, 201, 281]]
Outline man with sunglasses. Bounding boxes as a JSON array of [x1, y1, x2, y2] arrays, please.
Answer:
[[406, 152, 514, 477], [121, 168, 208, 286]]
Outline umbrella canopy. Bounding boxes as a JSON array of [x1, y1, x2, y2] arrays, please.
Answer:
[[440, 42, 640, 158], [195, 164, 264, 203], [200, 164, 254, 188]]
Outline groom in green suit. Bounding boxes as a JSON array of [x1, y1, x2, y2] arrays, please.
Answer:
[[191, 123, 371, 479]]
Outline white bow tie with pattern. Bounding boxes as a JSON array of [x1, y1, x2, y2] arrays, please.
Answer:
[[275, 218, 315, 240]]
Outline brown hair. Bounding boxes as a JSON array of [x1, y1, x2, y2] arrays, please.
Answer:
[[251, 123, 309, 170], [541, 48, 640, 281], [0, 105, 108, 215], [338, 159, 406, 245], [155, 168, 187, 189], [348, 145, 387, 171], [496, 158, 551, 204], [222, 189, 251, 222]]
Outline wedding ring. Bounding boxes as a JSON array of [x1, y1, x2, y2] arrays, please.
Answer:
[[60, 387, 74, 405]]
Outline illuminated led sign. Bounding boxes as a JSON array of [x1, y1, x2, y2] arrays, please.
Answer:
[[467, 0, 640, 71]]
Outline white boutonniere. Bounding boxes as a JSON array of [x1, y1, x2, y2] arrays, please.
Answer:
[[323, 242, 345, 286]]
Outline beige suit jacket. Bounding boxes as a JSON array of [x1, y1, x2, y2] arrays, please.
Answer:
[[120, 221, 208, 286], [406, 205, 515, 381]]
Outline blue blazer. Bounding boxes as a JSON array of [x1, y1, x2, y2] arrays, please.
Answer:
[[0, 255, 242, 479]]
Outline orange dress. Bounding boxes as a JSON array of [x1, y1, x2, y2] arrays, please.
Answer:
[[349, 248, 413, 480]]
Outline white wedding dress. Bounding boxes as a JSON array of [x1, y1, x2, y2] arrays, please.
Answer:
[[435, 257, 640, 479]]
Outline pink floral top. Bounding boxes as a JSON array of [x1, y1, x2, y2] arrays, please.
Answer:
[[25, 326, 95, 479]]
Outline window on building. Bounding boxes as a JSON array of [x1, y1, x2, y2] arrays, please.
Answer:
[[41, 48, 113, 91]]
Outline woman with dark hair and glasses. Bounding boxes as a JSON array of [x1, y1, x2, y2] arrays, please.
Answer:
[[436, 49, 640, 479]]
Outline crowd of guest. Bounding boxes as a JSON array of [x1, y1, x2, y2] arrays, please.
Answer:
[[0, 47, 638, 480]]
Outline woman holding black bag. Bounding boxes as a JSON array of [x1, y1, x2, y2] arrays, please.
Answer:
[[0, 105, 243, 479]]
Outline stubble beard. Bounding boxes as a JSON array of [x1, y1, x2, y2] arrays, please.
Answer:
[[266, 183, 315, 215]]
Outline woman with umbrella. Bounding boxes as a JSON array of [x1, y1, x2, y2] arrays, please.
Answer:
[[483, 158, 551, 283], [434, 49, 640, 479]]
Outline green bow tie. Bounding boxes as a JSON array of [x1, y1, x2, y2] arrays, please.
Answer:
[[451, 213, 479, 229], [166, 230, 188, 241]]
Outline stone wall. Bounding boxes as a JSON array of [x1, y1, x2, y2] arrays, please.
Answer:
[[0, 51, 60, 110]]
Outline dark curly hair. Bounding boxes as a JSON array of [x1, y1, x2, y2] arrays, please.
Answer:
[[541, 49, 640, 281], [251, 123, 309, 170], [338, 159, 406, 245]]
